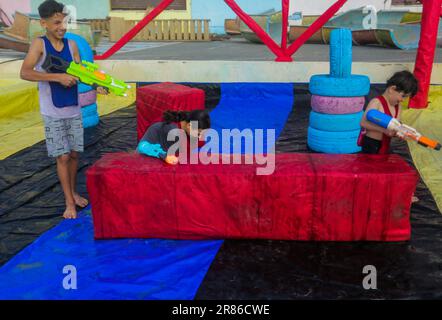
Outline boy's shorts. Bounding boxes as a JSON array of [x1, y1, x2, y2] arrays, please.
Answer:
[[42, 114, 84, 158]]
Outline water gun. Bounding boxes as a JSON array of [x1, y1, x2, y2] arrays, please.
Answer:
[[367, 109, 441, 150], [42, 54, 131, 97], [137, 141, 178, 165]]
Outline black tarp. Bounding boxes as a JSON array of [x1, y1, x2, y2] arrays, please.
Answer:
[[0, 84, 441, 299], [196, 84, 442, 299]]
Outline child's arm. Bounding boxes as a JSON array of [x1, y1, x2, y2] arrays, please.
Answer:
[[360, 98, 396, 137], [20, 38, 77, 87], [137, 123, 179, 165]]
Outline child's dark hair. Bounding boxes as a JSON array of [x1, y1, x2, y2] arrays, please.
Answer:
[[163, 110, 211, 129], [38, 0, 65, 19], [386, 70, 418, 97]]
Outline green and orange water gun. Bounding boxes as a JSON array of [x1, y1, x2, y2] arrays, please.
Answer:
[[42, 54, 131, 97]]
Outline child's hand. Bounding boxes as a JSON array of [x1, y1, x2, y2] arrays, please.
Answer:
[[96, 86, 109, 95], [57, 74, 77, 87], [386, 129, 397, 137], [165, 155, 179, 165]]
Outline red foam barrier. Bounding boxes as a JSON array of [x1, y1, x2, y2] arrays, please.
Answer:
[[136, 82, 205, 141], [87, 153, 418, 241]]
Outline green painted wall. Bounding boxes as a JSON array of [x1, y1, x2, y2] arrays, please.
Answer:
[[31, 0, 110, 19]]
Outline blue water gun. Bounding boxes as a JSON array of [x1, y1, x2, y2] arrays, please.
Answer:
[[367, 109, 441, 150], [137, 141, 178, 164]]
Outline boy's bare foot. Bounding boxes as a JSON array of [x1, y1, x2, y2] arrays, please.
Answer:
[[73, 193, 89, 208], [63, 205, 77, 219], [412, 195, 419, 203]]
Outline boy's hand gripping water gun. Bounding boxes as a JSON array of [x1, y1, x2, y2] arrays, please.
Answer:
[[367, 109, 441, 150], [137, 141, 178, 165], [42, 54, 131, 97]]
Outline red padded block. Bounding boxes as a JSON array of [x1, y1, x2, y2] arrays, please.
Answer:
[[173, 154, 316, 240], [310, 154, 418, 241], [136, 82, 205, 141], [87, 153, 418, 241]]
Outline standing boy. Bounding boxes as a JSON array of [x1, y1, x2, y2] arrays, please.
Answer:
[[20, 0, 105, 219]]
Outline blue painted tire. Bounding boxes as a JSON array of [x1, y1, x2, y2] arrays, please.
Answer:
[[309, 111, 363, 132], [78, 82, 93, 93], [82, 114, 99, 128], [64, 32, 93, 62], [79, 89, 97, 107], [311, 95, 365, 114], [307, 126, 361, 154], [309, 74, 370, 97], [330, 28, 352, 78], [81, 103, 98, 118]]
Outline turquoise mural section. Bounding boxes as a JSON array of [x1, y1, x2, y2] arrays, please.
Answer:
[[191, 0, 283, 34]]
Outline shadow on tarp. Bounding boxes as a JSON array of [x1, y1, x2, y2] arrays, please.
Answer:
[[0, 207, 222, 300]]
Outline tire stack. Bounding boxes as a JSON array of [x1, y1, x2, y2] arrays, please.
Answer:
[[65, 33, 99, 128], [307, 28, 370, 154]]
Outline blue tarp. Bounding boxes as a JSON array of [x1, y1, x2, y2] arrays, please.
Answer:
[[0, 208, 222, 300], [209, 83, 294, 154]]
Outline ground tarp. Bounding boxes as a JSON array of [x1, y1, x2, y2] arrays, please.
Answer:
[[0, 207, 222, 300], [1, 83, 442, 299]]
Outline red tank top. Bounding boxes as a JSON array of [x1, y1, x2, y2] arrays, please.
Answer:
[[377, 95, 399, 154]]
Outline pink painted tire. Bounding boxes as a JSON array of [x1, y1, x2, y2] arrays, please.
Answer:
[[78, 89, 97, 107], [311, 95, 365, 114]]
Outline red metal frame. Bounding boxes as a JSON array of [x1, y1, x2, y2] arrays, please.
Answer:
[[224, 0, 348, 62], [94, 0, 175, 60]]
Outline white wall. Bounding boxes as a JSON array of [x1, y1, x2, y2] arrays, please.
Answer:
[[289, 0, 392, 15]]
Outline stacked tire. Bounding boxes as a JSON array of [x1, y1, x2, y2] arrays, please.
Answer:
[[307, 29, 370, 154], [65, 33, 99, 128]]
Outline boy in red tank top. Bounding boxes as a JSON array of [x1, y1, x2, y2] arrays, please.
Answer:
[[360, 70, 418, 155], [359, 70, 419, 202]]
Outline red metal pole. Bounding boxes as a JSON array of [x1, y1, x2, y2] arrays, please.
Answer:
[[94, 0, 175, 60], [286, 0, 347, 57], [409, 0, 442, 108]]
